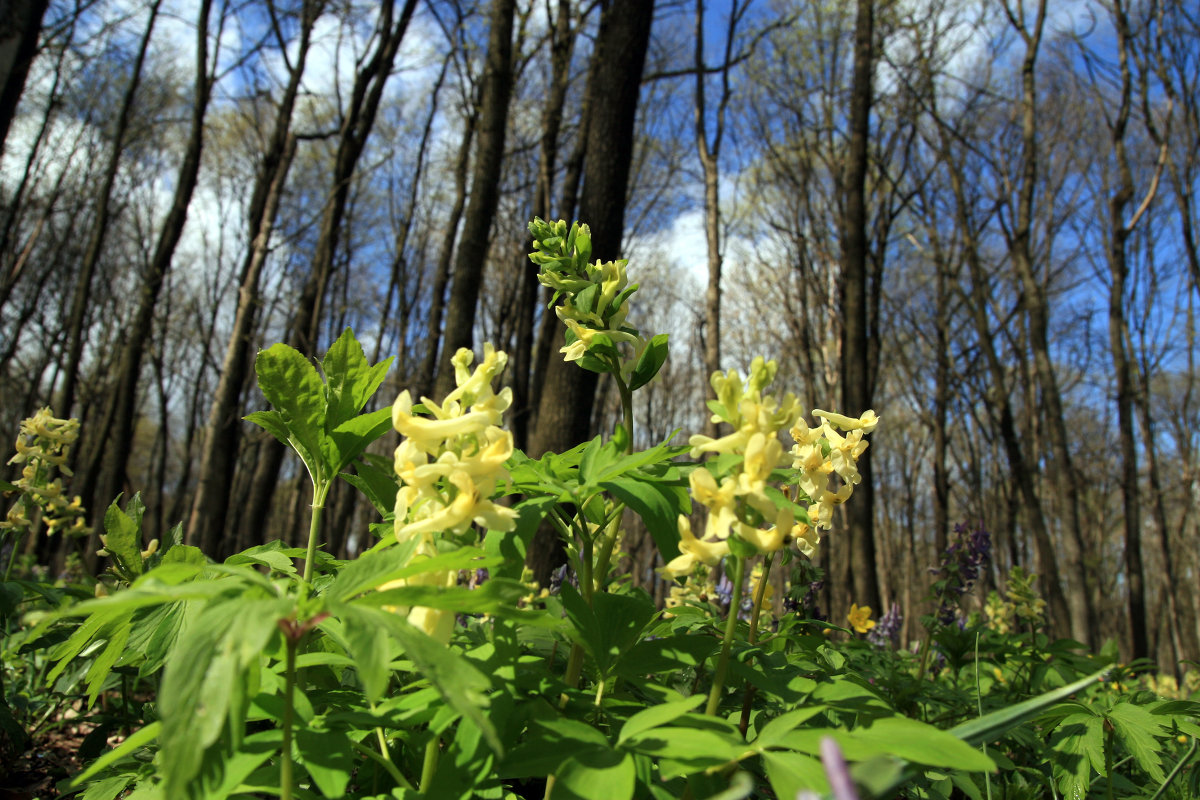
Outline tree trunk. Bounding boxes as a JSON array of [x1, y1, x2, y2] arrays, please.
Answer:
[[237, 0, 418, 549], [839, 0, 881, 615], [513, 0, 574, 452], [92, 0, 216, 569], [187, 0, 321, 555], [1002, 0, 1094, 646], [0, 0, 49, 157], [57, 0, 161, 420], [526, 0, 655, 587], [434, 0, 516, 398]]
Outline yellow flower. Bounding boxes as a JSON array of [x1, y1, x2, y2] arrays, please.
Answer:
[[848, 603, 875, 634], [660, 516, 731, 579]]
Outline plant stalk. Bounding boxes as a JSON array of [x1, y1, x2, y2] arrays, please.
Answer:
[[302, 481, 330, 584], [420, 735, 440, 792], [739, 553, 775, 736], [706, 555, 746, 716], [281, 636, 297, 800]]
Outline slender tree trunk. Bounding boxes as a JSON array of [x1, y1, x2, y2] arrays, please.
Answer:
[[434, 0, 516, 397], [92, 0, 216, 570], [513, 0, 573, 452], [944, 134, 1072, 636], [0, 0, 49, 157], [238, 0, 418, 549], [526, 0, 655, 587], [57, 0, 161, 419], [839, 0, 880, 615], [1002, 0, 1094, 646], [694, 0, 738, 441], [415, 110, 476, 399], [187, 0, 321, 554]]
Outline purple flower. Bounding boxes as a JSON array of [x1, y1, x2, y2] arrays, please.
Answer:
[[930, 521, 991, 626], [867, 602, 903, 649], [795, 737, 860, 800]]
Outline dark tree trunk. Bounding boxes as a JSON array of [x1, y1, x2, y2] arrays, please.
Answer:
[[434, 0, 516, 398], [237, 0, 418, 549], [526, 0, 655, 587], [839, 0, 881, 615], [92, 0, 216, 569], [187, 0, 321, 555], [0, 0, 49, 157], [58, 0, 161, 419]]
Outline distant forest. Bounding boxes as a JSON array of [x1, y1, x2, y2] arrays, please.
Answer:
[[1, 0, 1198, 670]]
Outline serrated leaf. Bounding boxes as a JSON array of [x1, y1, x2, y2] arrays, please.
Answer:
[[1107, 701, 1167, 782], [254, 343, 327, 481], [322, 327, 372, 429], [328, 406, 393, 473], [102, 493, 146, 577], [340, 455, 398, 517]]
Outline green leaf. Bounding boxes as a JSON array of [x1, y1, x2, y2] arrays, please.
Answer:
[[617, 695, 706, 746], [629, 333, 669, 391], [616, 634, 719, 678], [948, 667, 1108, 746], [601, 477, 686, 561], [253, 343, 327, 482], [753, 707, 828, 750], [622, 724, 742, 776], [102, 493, 147, 577], [554, 749, 635, 800], [322, 327, 374, 428], [79, 775, 133, 800], [243, 410, 292, 449], [70, 721, 162, 787], [849, 716, 995, 772], [328, 406, 393, 473], [1107, 700, 1167, 782], [297, 727, 355, 798], [159, 596, 290, 796], [326, 537, 418, 601], [345, 603, 501, 755], [225, 542, 299, 574], [762, 750, 829, 798], [340, 453, 398, 517], [484, 495, 555, 578], [560, 584, 655, 677], [1049, 716, 1104, 799]]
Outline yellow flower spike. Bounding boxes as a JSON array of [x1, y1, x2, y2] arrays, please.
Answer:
[[848, 603, 875, 634], [811, 409, 879, 433]]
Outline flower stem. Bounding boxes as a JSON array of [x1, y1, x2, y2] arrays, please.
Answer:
[[739, 554, 774, 736], [706, 555, 746, 716], [281, 635, 297, 800], [302, 481, 330, 584], [420, 735, 440, 792]]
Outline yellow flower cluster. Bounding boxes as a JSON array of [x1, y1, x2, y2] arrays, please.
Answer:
[[661, 358, 878, 580], [2, 408, 88, 537], [383, 345, 518, 642]]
